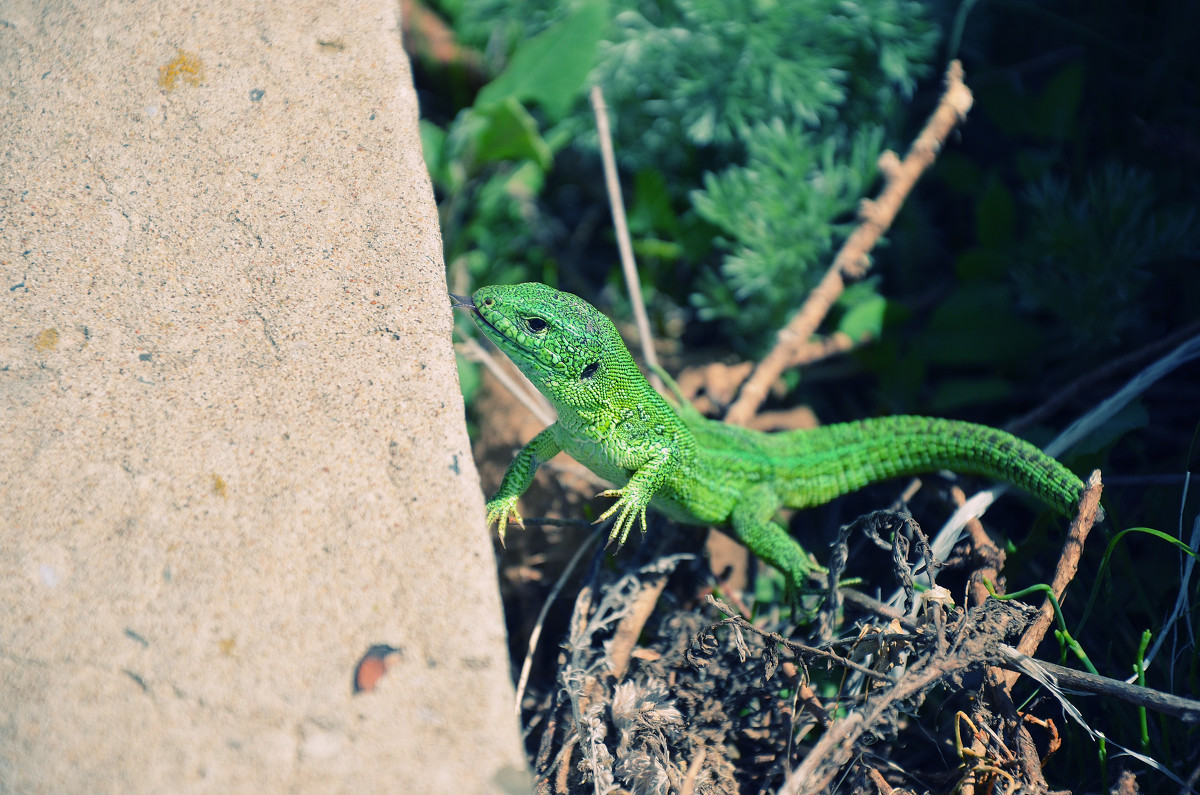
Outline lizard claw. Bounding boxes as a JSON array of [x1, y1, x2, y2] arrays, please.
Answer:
[[599, 523, 622, 552], [485, 496, 524, 547], [595, 488, 650, 548]]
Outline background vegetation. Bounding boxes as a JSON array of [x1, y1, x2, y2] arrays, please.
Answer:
[[411, 0, 1199, 790]]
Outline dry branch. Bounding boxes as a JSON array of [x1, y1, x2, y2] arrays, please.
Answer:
[[456, 337, 555, 425], [725, 60, 973, 426], [1000, 469, 1103, 691], [949, 485, 1006, 609], [590, 85, 662, 389], [605, 568, 673, 682]]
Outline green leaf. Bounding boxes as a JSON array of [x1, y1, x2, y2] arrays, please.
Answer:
[[631, 237, 684, 262], [474, 0, 609, 122], [924, 284, 1040, 366], [629, 169, 680, 237], [471, 98, 553, 171], [927, 376, 1014, 413], [838, 292, 887, 340], [504, 160, 545, 202], [1033, 61, 1084, 143], [419, 119, 447, 187], [976, 175, 1015, 249]]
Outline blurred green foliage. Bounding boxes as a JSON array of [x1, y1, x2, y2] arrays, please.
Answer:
[[425, 0, 1198, 398], [422, 0, 1200, 787], [421, 2, 1200, 786], [690, 122, 886, 340], [428, 0, 938, 357], [1013, 163, 1199, 347]]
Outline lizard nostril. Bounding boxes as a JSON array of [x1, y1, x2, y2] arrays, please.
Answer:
[[483, 298, 494, 307]]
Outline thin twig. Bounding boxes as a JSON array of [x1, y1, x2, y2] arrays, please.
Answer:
[[778, 658, 958, 795], [555, 736, 574, 794], [515, 527, 605, 718], [984, 669, 1049, 791], [533, 705, 559, 790], [706, 596, 894, 683], [1000, 470, 1103, 691], [725, 61, 973, 426], [1006, 318, 1200, 433], [785, 330, 869, 370], [590, 85, 661, 390], [866, 766, 895, 795], [994, 645, 1200, 724], [456, 338, 556, 425], [950, 481, 1033, 782], [679, 746, 707, 795], [839, 587, 919, 633], [949, 485, 1005, 609]]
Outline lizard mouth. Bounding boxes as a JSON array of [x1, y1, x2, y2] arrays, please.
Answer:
[[450, 294, 535, 356]]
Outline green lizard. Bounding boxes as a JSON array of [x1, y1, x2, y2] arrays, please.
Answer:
[[453, 282, 1089, 588]]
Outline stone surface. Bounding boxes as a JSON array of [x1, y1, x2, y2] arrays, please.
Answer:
[[0, 0, 527, 791]]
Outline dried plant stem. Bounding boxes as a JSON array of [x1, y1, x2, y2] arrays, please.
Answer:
[[590, 85, 661, 389], [515, 528, 604, 718], [725, 61, 973, 426], [948, 482, 1039, 783], [555, 736, 574, 794], [984, 669, 1048, 790], [456, 338, 555, 425], [948, 485, 1005, 609], [865, 766, 895, 794], [1000, 469, 1103, 691], [779, 660, 954, 794], [605, 570, 672, 682], [999, 647, 1200, 722], [706, 596, 893, 683], [679, 746, 707, 795], [785, 330, 865, 369], [841, 587, 1200, 721]]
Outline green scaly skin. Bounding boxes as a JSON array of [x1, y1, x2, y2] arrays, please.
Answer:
[[454, 283, 1088, 589]]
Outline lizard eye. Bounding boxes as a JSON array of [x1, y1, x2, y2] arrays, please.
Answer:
[[526, 317, 548, 334], [580, 361, 599, 380]]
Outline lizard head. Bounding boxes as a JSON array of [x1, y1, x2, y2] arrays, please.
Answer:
[[456, 283, 635, 408]]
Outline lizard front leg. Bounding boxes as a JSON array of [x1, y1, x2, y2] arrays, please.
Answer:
[[486, 425, 562, 544], [596, 442, 683, 548], [731, 484, 823, 592]]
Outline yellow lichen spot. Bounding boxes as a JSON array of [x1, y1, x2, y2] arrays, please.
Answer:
[[218, 637, 237, 656], [34, 328, 59, 352], [158, 49, 205, 91], [212, 474, 227, 498]]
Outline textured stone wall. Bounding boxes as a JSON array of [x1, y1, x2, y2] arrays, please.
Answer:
[[0, 1, 527, 791]]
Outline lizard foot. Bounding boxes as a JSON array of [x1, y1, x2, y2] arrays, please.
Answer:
[[594, 488, 650, 548], [485, 496, 524, 547]]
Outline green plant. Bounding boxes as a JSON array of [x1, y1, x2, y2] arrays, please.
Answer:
[[428, 0, 938, 353], [1013, 163, 1199, 347]]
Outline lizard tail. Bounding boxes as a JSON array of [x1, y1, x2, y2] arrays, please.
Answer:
[[777, 416, 1087, 517]]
